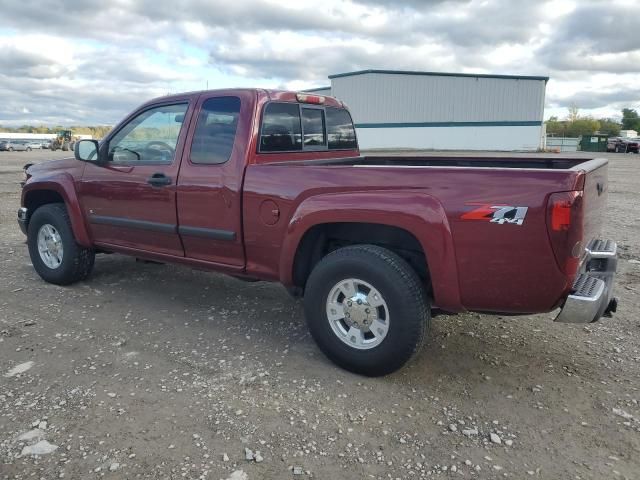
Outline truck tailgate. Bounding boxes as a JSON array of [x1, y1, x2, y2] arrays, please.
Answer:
[[579, 159, 607, 247]]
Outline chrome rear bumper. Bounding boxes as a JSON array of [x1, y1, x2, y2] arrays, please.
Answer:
[[555, 239, 618, 323], [17, 207, 28, 235]]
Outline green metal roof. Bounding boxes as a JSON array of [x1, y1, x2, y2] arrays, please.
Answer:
[[328, 69, 549, 82]]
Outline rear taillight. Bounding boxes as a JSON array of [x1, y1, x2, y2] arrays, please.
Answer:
[[547, 191, 584, 277], [550, 199, 572, 231]]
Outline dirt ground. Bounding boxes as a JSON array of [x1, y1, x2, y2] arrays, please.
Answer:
[[1, 149, 639, 480]]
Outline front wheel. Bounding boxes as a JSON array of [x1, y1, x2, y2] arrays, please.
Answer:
[[27, 203, 95, 285], [303, 245, 430, 376]]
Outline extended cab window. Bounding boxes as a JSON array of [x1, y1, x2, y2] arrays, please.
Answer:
[[260, 103, 302, 152], [326, 107, 357, 150], [108, 103, 188, 164], [190, 97, 241, 164]]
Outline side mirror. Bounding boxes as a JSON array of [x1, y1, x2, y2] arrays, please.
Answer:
[[75, 139, 100, 162]]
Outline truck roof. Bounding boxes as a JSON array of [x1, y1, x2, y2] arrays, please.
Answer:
[[142, 88, 345, 109]]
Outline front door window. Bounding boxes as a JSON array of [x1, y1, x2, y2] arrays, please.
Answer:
[[108, 103, 188, 164]]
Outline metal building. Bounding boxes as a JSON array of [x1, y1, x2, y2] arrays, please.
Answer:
[[303, 86, 332, 97], [307, 69, 548, 151]]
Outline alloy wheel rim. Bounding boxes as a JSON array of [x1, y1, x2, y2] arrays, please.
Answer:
[[37, 223, 64, 269], [326, 278, 390, 350]]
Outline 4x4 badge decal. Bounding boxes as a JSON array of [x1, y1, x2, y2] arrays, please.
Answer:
[[461, 204, 529, 226]]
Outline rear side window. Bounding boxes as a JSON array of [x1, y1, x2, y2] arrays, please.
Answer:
[[326, 107, 357, 150], [190, 96, 241, 164], [260, 103, 302, 152]]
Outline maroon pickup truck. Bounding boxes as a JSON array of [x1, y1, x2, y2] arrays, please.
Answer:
[[18, 89, 618, 376]]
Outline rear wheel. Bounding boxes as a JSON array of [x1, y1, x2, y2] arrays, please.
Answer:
[[303, 244, 430, 376], [27, 203, 95, 285]]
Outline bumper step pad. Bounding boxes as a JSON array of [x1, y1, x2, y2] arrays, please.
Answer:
[[571, 274, 605, 299], [555, 239, 617, 324], [586, 239, 617, 257]]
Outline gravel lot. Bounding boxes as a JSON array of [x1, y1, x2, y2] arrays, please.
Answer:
[[1, 149, 639, 479]]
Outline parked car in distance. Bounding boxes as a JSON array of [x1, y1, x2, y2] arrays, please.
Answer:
[[0, 140, 31, 151], [608, 137, 640, 153], [18, 88, 619, 376], [25, 141, 43, 149], [606, 137, 620, 152], [41, 140, 53, 149]]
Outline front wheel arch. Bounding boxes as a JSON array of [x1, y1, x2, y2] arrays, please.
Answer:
[[23, 184, 92, 247]]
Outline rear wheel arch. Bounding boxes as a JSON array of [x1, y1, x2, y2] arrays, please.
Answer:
[[291, 222, 431, 295]]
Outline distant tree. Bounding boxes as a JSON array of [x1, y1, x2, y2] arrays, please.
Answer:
[[597, 118, 621, 137], [547, 106, 622, 138], [622, 108, 640, 131], [545, 117, 567, 136], [0, 124, 113, 139], [71, 126, 112, 139], [567, 103, 580, 122], [566, 118, 601, 137]]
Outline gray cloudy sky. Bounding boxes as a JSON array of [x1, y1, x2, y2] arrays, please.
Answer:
[[0, 0, 638, 126]]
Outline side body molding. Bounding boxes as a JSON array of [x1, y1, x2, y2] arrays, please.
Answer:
[[22, 174, 92, 248], [279, 190, 464, 312]]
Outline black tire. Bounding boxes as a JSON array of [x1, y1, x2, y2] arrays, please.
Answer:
[[27, 147, 31, 152], [8, 147, 13, 152], [303, 244, 430, 376], [27, 203, 95, 285]]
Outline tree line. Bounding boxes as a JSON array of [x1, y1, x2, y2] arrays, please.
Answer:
[[546, 107, 640, 138], [0, 125, 113, 139]]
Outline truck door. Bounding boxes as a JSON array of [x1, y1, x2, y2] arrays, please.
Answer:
[[176, 91, 254, 268], [78, 101, 192, 256]]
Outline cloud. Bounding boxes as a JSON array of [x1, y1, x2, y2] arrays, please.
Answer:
[[548, 84, 640, 110], [0, 0, 638, 125], [547, 2, 640, 55]]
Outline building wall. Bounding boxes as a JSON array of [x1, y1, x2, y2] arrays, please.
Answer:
[[327, 71, 547, 151], [357, 125, 543, 151]]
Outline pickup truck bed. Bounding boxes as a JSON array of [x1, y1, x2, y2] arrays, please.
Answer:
[[18, 88, 618, 376], [244, 155, 611, 316]]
